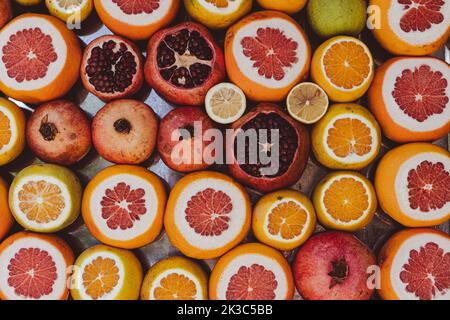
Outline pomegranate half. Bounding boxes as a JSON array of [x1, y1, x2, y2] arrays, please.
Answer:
[[144, 22, 226, 106], [227, 103, 310, 193]]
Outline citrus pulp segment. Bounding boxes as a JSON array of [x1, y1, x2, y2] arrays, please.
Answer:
[[0, 177, 14, 240], [70, 244, 143, 300], [225, 10, 311, 102], [287, 82, 329, 124], [0, 98, 25, 166], [94, 0, 180, 40], [369, 56, 450, 143], [0, 232, 74, 300], [0, 13, 81, 104], [205, 82, 246, 124], [164, 171, 251, 259], [311, 36, 374, 102], [313, 171, 377, 231], [209, 243, 294, 300], [252, 189, 316, 251], [9, 164, 82, 233], [375, 143, 450, 227], [379, 228, 450, 300], [312, 103, 381, 170], [141, 256, 208, 300], [46, 0, 94, 23], [369, 0, 450, 56], [82, 165, 167, 249]]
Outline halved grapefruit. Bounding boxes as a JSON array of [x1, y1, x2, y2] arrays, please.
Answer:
[[369, 56, 450, 143], [164, 171, 251, 259], [82, 165, 166, 249], [0, 231, 74, 300], [141, 256, 208, 300], [225, 10, 311, 102], [70, 244, 143, 300], [9, 164, 82, 233], [209, 243, 294, 300], [370, 0, 450, 56], [0, 98, 25, 166], [0, 177, 14, 240], [375, 143, 450, 227], [379, 228, 450, 300], [0, 13, 81, 104], [94, 0, 180, 40]]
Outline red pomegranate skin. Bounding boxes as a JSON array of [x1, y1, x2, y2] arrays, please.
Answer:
[[145, 22, 226, 106], [92, 99, 158, 164], [26, 100, 91, 165], [0, 1, 12, 29], [158, 107, 216, 172], [293, 231, 376, 300], [227, 103, 310, 193]]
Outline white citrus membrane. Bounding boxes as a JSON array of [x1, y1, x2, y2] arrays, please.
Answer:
[[198, 0, 243, 14], [205, 82, 246, 124], [11, 175, 73, 232], [381, 58, 450, 132], [72, 250, 125, 300], [99, 0, 173, 26], [88, 173, 160, 242], [389, 231, 450, 300], [0, 16, 67, 91], [0, 236, 69, 300], [213, 253, 290, 300], [394, 152, 450, 222], [148, 268, 205, 300], [323, 114, 380, 164], [172, 177, 248, 251], [387, 1, 450, 47], [231, 17, 309, 89], [0, 105, 19, 155]]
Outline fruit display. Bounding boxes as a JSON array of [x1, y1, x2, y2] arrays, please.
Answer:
[[0, 1, 448, 302]]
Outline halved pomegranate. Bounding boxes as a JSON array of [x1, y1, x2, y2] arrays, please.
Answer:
[[227, 103, 310, 193], [144, 22, 226, 106], [81, 35, 144, 101]]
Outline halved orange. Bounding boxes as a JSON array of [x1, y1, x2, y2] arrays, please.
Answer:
[[379, 228, 450, 300], [0, 231, 74, 300], [209, 243, 294, 300], [141, 256, 208, 300], [252, 189, 316, 251], [225, 10, 311, 102], [0, 13, 81, 104], [164, 171, 251, 259], [0, 98, 25, 166], [311, 36, 374, 102], [375, 143, 450, 227], [82, 165, 167, 249], [70, 244, 143, 300], [0, 177, 13, 240], [312, 103, 381, 170], [313, 171, 377, 231], [94, 0, 180, 40], [257, 0, 307, 14]]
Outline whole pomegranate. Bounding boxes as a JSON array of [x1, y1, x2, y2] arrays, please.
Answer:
[[293, 231, 376, 300], [144, 22, 226, 106], [227, 103, 310, 193]]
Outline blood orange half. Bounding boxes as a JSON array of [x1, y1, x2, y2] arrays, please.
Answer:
[[379, 228, 450, 300], [0, 13, 81, 104], [0, 232, 73, 300], [375, 143, 450, 227], [370, 0, 450, 56], [209, 243, 294, 300], [164, 171, 251, 259], [369, 56, 450, 143], [225, 10, 311, 102], [82, 165, 167, 249]]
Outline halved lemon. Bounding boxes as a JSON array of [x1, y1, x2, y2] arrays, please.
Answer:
[[0, 98, 25, 166], [70, 244, 143, 300], [313, 171, 377, 231], [311, 36, 374, 102], [252, 189, 316, 251], [312, 103, 381, 170], [287, 82, 329, 124], [141, 256, 208, 300], [9, 164, 82, 233], [46, 0, 94, 23], [205, 82, 246, 124]]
